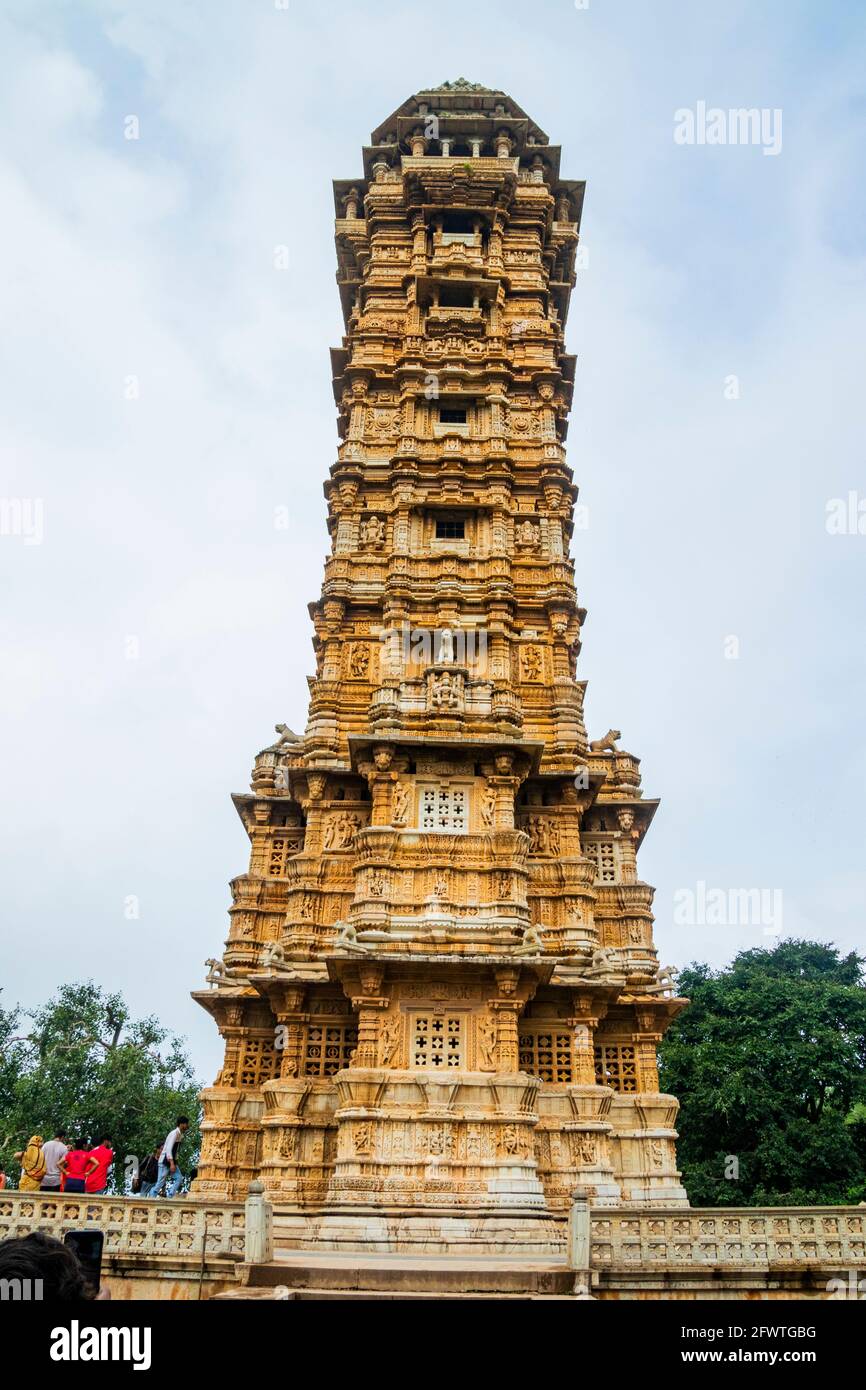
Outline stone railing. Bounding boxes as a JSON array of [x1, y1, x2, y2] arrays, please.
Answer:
[[590, 1205, 866, 1269], [0, 1191, 247, 1261]]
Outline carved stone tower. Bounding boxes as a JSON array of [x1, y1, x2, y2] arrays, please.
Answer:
[[193, 80, 688, 1252]]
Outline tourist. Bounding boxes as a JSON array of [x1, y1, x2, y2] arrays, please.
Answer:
[[14, 1134, 46, 1191], [136, 1146, 161, 1196], [59, 1139, 97, 1195], [40, 1128, 69, 1192], [85, 1136, 114, 1195], [0, 1232, 109, 1300], [150, 1116, 190, 1198]]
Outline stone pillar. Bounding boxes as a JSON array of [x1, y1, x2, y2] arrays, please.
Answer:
[[347, 379, 368, 440], [573, 1019, 596, 1086], [567, 1196, 594, 1299], [244, 1181, 273, 1264]]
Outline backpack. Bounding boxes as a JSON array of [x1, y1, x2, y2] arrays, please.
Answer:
[[139, 1154, 159, 1185], [23, 1144, 46, 1182]]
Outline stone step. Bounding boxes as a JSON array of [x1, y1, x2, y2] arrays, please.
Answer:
[[236, 1253, 575, 1296], [213, 1286, 577, 1300]]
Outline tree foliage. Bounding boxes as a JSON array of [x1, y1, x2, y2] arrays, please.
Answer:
[[0, 982, 201, 1191], [658, 939, 866, 1205]]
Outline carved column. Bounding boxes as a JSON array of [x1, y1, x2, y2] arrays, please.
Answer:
[[348, 962, 387, 1068], [617, 809, 639, 883], [274, 984, 307, 1079], [634, 1005, 662, 1091], [491, 966, 527, 1071]]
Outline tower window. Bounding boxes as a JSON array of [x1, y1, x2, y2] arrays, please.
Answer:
[[439, 407, 467, 425], [412, 1014, 463, 1068], [441, 213, 475, 234], [438, 284, 475, 308], [435, 517, 465, 540]]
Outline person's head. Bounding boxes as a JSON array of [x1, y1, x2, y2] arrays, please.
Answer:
[[54, 1129, 67, 1142], [0, 1232, 95, 1301], [177, 1116, 190, 1133], [97, 1136, 112, 1149], [152, 1146, 161, 1156]]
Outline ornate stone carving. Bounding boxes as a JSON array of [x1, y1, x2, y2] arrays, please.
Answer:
[[521, 646, 543, 682], [361, 515, 386, 548], [323, 812, 362, 850], [194, 83, 689, 1226], [590, 728, 621, 753]]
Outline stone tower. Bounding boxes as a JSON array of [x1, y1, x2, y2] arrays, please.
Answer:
[[193, 81, 688, 1252]]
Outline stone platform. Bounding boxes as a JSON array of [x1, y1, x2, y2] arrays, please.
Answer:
[[3, 1191, 863, 1300]]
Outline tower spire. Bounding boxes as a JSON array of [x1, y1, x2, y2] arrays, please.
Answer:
[[193, 86, 688, 1243]]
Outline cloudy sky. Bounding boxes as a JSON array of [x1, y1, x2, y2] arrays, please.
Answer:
[[1, 0, 864, 1083]]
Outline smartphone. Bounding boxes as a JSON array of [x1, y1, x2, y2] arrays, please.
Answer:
[[64, 1229, 104, 1295]]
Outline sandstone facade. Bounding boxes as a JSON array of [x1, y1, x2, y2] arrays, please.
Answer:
[[193, 81, 689, 1248]]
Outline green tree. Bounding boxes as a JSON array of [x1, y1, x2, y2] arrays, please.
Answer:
[[659, 939, 866, 1206], [0, 982, 201, 1191]]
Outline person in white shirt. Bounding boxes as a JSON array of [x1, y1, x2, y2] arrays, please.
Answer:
[[149, 1117, 190, 1198], [40, 1129, 68, 1191]]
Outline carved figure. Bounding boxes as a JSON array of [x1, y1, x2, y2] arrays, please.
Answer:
[[334, 922, 367, 954], [515, 924, 544, 956], [645, 964, 679, 996], [431, 670, 459, 709], [435, 628, 455, 663], [349, 644, 369, 677], [261, 942, 287, 969], [590, 728, 621, 753], [521, 646, 543, 681], [589, 947, 617, 974], [502, 1124, 521, 1156], [205, 958, 238, 987], [270, 723, 301, 751], [379, 1012, 402, 1066], [576, 1134, 596, 1165], [477, 1014, 497, 1069], [361, 514, 385, 548], [393, 782, 410, 826]]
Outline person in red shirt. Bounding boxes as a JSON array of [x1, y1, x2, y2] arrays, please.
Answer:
[[58, 1141, 97, 1195], [85, 1137, 114, 1195]]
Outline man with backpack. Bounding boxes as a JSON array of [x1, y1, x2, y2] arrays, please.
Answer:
[[149, 1117, 190, 1198]]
